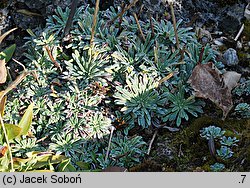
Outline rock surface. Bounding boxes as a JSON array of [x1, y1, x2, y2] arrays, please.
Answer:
[[223, 48, 239, 66]]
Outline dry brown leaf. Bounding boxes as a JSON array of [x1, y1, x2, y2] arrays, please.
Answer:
[[0, 95, 7, 117], [187, 62, 241, 119], [222, 71, 241, 91], [0, 145, 8, 158], [0, 59, 7, 84]]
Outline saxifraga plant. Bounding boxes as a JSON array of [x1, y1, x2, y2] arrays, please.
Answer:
[[114, 73, 166, 128], [200, 125, 239, 171], [11, 136, 44, 158], [63, 46, 110, 87], [5, 1, 242, 172], [163, 87, 205, 126], [233, 79, 250, 96], [234, 103, 250, 118], [98, 132, 147, 169], [49, 132, 84, 157], [46, 6, 84, 35]]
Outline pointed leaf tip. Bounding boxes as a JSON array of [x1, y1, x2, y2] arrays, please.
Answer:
[[18, 103, 34, 136]]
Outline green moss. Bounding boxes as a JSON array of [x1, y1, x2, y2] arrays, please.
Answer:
[[201, 164, 211, 172], [238, 51, 250, 67], [243, 20, 250, 41], [129, 160, 164, 172], [150, 116, 250, 171]]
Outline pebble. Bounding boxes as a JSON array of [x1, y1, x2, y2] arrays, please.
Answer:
[[223, 48, 239, 66], [244, 3, 250, 20], [236, 41, 243, 49], [214, 38, 224, 46]]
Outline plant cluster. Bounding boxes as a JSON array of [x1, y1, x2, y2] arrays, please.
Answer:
[[233, 79, 250, 96], [234, 103, 250, 118], [1, 3, 231, 171], [200, 125, 239, 171]]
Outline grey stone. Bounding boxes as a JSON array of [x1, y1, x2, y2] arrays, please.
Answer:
[[223, 48, 239, 66]]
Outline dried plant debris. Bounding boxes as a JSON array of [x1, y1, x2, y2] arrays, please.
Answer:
[[0, 59, 7, 84], [188, 62, 241, 119]]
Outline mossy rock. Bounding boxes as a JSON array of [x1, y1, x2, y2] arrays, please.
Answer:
[[149, 116, 250, 171], [243, 20, 250, 41]]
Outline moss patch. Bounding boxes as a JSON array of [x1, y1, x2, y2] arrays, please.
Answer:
[[146, 116, 250, 171]]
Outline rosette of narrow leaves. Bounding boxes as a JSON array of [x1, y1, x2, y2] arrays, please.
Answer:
[[186, 43, 218, 65], [64, 46, 109, 85], [114, 74, 165, 128], [70, 7, 103, 48], [108, 35, 155, 82], [46, 6, 84, 35], [106, 134, 146, 168], [49, 132, 83, 157], [210, 163, 225, 172], [132, 34, 154, 64], [153, 18, 195, 46], [200, 125, 225, 140], [121, 15, 150, 36], [179, 43, 223, 81], [216, 146, 234, 159], [145, 47, 180, 77], [73, 140, 101, 170], [97, 131, 147, 169], [85, 112, 112, 139], [70, 7, 120, 49], [220, 136, 239, 147], [234, 103, 250, 118], [233, 80, 250, 96], [75, 7, 96, 35], [163, 88, 204, 126], [11, 137, 44, 157]]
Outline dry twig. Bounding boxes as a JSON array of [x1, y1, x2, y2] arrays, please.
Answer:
[[0, 59, 35, 172], [147, 129, 158, 155], [105, 126, 115, 163], [169, 1, 180, 49], [133, 12, 146, 42], [90, 0, 100, 46], [149, 13, 155, 38], [234, 24, 244, 41], [44, 46, 62, 72], [108, 0, 138, 25]]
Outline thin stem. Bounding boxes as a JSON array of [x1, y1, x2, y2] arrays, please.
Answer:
[[105, 126, 115, 163], [44, 46, 62, 72], [12, 58, 26, 71], [149, 13, 155, 38], [0, 114, 14, 172], [0, 59, 34, 172], [90, 0, 100, 46], [234, 24, 244, 41], [133, 13, 146, 42], [108, 0, 138, 26], [118, 3, 125, 31], [169, 2, 180, 49], [147, 129, 158, 155]]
